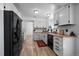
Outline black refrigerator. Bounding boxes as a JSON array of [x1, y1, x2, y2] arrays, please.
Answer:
[[4, 10, 22, 56]]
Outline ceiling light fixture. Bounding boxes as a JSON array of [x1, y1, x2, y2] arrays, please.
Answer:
[[34, 9, 39, 14], [47, 13, 50, 17], [49, 14, 54, 19]]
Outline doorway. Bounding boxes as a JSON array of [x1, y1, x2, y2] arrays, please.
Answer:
[[22, 21, 34, 40], [20, 20, 34, 56]]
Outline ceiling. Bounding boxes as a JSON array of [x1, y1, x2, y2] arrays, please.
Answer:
[[14, 3, 67, 19]]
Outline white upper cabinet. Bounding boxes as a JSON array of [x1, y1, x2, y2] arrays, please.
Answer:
[[59, 5, 70, 25], [69, 4, 76, 24], [54, 11, 59, 26], [54, 4, 75, 26], [34, 19, 47, 28]]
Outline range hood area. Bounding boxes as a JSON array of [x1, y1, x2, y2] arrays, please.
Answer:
[[54, 24, 75, 26]]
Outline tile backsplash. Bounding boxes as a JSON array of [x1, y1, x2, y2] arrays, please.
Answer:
[[57, 25, 76, 35]]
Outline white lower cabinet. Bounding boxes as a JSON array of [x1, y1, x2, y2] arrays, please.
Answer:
[[33, 32, 47, 44], [63, 37, 76, 56], [33, 33, 39, 40], [43, 34, 47, 44], [53, 36, 76, 56], [41, 33, 47, 44]]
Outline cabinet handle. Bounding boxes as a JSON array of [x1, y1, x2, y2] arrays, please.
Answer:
[[55, 38, 59, 40], [55, 45, 59, 48], [55, 48, 59, 51], [4, 6, 6, 9], [68, 5, 70, 8], [68, 20, 70, 23], [55, 41, 59, 44]]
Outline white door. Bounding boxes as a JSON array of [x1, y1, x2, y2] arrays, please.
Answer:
[[22, 21, 33, 40], [25, 22, 33, 40]]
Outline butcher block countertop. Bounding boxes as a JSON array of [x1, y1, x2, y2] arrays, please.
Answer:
[[33, 32, 77, 38], [33, 32, 48, 34]]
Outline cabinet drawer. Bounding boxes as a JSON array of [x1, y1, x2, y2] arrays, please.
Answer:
[[54, 36, 63, 43], [54, 37, 59, 41], [54, 36, 63, 56], [55, 45, 59, 48], [55, 41, 59, 45], [55, 47, 59, 51], [54, 44, 63, 56]]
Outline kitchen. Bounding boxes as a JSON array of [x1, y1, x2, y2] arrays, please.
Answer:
[[0, 3, 79, 56]]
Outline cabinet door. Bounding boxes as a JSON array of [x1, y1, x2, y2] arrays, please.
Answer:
[[43, 34, 47, 44], [41, 34, 43, 40], [69, 4, 75, 24], [45, 34, 47, 44], [39, 33, 42, 40], [42, 34, 45, 42], [54, 12, 59, 25], [33, 33, 38, 40], [63, 37, 75, 56], [38, 33, 41, 40], [59, 6, 69, 25], [33, 33, 36, 40]]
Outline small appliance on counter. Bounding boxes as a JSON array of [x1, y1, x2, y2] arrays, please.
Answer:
[[64, 29, 76, 36], [56, 28, 64, 35], [70, 31, 76, 36], [59, 29, 64, 35], [64, 29, 70, 35], [48, 26, 52, 32]]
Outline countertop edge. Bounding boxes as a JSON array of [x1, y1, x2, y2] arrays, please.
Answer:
[[33, 32, 77, 38]]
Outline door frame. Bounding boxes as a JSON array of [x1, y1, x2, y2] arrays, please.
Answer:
[[22, 20, 34, 40]]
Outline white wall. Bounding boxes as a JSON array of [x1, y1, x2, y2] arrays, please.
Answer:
[[4, 3, 22, 19], [23, 17, 48, 28], [0, 3, 4, 56]]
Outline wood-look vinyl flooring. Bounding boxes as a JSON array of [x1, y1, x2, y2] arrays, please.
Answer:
[[20, 36, 56, 56]]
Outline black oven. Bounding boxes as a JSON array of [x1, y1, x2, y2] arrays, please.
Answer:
[[47, 34, 53, 50]]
